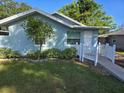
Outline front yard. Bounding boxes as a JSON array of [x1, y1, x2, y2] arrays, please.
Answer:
[[0, 60, 123, 93]]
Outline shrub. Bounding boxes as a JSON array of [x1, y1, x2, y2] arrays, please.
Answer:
[[26, 51, 40, 59], [7, 50, 21, 58], [0, 48, 21, 58], [26, 48, 77, 59], [62, 48, 77, 59], [27, 48, 62, 59], [41, 48, 62, 58]]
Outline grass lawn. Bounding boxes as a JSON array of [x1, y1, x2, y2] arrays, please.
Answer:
[[0, 60, 123, 93]]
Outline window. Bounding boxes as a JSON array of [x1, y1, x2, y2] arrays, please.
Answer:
[[0, 26, 8, 31], [34, 38, 45, 45], [67, 32, 80, 45], [67, 39, 80, 44], [113, 39, 116, 44]]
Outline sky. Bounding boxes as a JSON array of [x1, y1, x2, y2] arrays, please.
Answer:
[[15, 0, 124, 26]]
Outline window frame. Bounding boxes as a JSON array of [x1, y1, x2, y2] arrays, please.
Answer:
[[67, 31, 80, 45], [0, 26, 8, 31]]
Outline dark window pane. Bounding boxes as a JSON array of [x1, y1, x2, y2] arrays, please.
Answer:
[[67, 39, 80, 44], [67, 31, 80, 45]]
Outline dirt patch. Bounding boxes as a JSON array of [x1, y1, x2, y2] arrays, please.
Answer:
[[74, 60, 110, 76], [115, 54, 124, 68], [115, 60, 124, 68]]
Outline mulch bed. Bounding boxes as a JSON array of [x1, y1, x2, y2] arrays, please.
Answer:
[[115, 54, 124, 68], [115, 60, 124, 68]]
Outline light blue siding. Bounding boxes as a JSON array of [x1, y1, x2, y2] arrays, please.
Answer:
[[80, 31, 84, 44], [92, 31, 98, 47], [92, 30, 99, 52], [0, 22, 38, 54], [0, 13, 70, 54]]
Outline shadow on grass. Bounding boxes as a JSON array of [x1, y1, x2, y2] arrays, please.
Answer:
[[0, 60, 123, 93]]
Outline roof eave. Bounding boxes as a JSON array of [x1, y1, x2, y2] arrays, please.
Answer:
[[73, 26, 110, 30], [109, 34, 124, 36], [52, 12, 86, 26]]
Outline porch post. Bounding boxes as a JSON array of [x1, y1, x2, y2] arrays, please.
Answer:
[[105, 43, 109, 57], [81, 43, 84, 62], [79, 43, 82, 61], [112, 44, 116, 64], [79, 31, 84, 62], [79, 43, 84, 62], [95, 43, 99, 66]]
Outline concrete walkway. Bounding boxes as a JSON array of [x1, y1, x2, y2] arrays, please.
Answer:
[[98, 56, 124, 82]]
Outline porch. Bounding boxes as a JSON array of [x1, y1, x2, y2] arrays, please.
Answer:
[[72, 43, 124, 82], [74, 43, 116, 66]]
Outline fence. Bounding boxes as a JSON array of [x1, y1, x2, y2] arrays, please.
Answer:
[[98, 43, 116, 64], [69, 42, 116, 66], [78, 43, 99, 66], [78, 43, 116, 66]]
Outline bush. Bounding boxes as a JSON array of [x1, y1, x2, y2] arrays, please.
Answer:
[[62, 48, 77, 59], [27, 48, 62, 59], [26, 51, 40, 59], [0, 48, 21, 58], [26, 48, 77, 59], [26, 49, 62, 59], [41, 48, 62, 58]]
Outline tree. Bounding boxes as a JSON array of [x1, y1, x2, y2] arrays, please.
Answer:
[[24, 17, 54, 59], [0, 0, 31, 19], [59, 0, 116, 34]]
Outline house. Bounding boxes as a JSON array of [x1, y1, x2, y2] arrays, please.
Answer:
[[0, 9, 109, 55], [99, 29, 124, 50]]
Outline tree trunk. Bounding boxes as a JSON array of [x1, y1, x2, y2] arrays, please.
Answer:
[[38, 43, 42, 61]]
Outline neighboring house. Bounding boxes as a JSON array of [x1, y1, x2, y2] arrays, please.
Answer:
[[0, 9, 108, 55], [99, 29, 124, 50]]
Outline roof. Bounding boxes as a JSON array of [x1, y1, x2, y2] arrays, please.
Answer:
[[99, 29, 124, 37], [109, 30, 124, 36], [0, 9, 109, 30], [0, 9, 72, 27], [98, 34, 109, 37], [52, 12, 85, 26]]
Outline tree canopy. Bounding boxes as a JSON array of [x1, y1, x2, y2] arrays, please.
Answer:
[[24, 17, 54, 58], [59, 0, 116, 34], [0, 0, 31, 19]]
